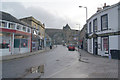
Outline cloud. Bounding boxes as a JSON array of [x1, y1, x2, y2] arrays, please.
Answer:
[[1, 2, 75, 29]]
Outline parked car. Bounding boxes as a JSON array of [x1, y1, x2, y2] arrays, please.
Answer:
[[67, 44, 75, 51]]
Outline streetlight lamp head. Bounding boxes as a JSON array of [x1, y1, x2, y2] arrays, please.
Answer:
[[79, 6, 82, 8]]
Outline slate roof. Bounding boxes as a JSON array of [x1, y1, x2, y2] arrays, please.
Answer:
[[0, 11, 32, 28]]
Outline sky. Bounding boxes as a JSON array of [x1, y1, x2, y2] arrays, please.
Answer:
[[1, 0, 120, 30]]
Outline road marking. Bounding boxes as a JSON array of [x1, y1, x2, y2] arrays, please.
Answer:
[[47, 61, 78, 78]]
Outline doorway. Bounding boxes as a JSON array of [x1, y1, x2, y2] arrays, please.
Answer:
[[93, 38, 98, 55]]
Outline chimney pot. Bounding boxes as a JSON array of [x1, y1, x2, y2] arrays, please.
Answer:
[[104, 3, 106, 7]]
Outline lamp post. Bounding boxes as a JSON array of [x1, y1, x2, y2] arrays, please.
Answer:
[[76, 24, 81, 61], [78, 6, 88, 61], [79, 6, 88, 22], [76, 24, 80, 47]]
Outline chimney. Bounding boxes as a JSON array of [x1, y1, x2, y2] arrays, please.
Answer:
[[103, 3, 110, 9], [104, 3, 106, 7], [97, 7, 102, 12]]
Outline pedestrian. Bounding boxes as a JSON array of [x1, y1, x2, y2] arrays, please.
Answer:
[[50, 45, 52, 49]]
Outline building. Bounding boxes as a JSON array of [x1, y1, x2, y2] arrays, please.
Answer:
[[45, 28, 63, 45], [63, 24, 79, 45], [44, 33, 52, 47], [87, 2, 120, 56], [0, 11, 31, 56], [63, 24, 72, 45], [20, 17, 45, 51], [79, 24, 87, 51]]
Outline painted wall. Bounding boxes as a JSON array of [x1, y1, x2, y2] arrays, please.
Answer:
[[109, 35, 118, 50], [87, 4, 119, 56], [118, 4, 120, 50]]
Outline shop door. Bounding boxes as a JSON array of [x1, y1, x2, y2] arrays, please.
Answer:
[[93, 38, 98, 55]]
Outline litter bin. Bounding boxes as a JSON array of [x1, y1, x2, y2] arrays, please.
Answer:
[[110, 50, 120, 60]]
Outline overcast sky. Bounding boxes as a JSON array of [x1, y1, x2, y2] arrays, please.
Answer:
[[1, 0, 120, 30]]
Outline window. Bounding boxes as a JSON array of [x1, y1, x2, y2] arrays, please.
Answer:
[[102, 37, 109, 54], [0, 21, 2, 27], [27, 28, 30, 33], [0, 43, 9, 49], [101, 14, 108, 30], [17, 25, 21, 30], [21, 39, 28, 48], [2, 21, 7, 28], [89, 22, 91, 33], [8, 23, 15, 29], [14, 39, 20, 48], [93, 18, 97, 32], [23, 26, 26, 32], [89, 39, 92, 52]]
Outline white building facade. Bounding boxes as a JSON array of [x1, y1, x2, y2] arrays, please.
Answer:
[[0, 11, 31, 56], [87, 2, 120, 56]]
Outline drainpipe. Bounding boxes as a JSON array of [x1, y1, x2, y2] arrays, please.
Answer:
[[11, 33, 14, 55]]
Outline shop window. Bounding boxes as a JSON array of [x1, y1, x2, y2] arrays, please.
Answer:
[[21, 39, 28, 48], [102, 37, 109, 54], [0, 43, 9, 49], [93, 18, 97, 32], [101, 14, 108, 30], [2, 21, 7, 28], [23, 26, 26, 32], [8, 23, 15, 29], [14, 39, 20, 48]]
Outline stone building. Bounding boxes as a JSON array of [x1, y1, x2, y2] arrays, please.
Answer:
[[20, 16, 45, 51], [79, 24, 87, 50]]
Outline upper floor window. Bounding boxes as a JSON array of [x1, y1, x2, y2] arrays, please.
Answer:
[[8, 23, 15, 29], [2, 21, 7, 28], [89, 22, 91, 34], [93, 18, 97, 32], [27, 28, 31, 33], [17, 25, 22, 30], [0, 21, 2, 27], [101, 14, 108, 30], [23, 26, 26, 32]]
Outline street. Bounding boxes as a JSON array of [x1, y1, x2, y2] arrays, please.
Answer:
[[2, 45, 118, 78], [2, 45, 79, 78]]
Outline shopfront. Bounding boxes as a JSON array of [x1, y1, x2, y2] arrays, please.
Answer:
[[0, 32, 11, 56], [14, 35, 31, 54]]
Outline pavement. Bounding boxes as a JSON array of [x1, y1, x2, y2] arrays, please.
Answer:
[[1, 46, 56, 61], [49, 48, 118, 78]]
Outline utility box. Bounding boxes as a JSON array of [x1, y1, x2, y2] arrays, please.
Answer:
[[110, 50, 120, 60]]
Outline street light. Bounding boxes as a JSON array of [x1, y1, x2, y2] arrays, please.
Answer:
[[78, 6, 88, 61], [79, 6, 88, 22], [76, 24, 81, 61]]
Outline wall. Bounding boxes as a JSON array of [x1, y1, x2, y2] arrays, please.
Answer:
[[87, 38, 93, 54], [118, 3, 120, 50], [109, 35, 118, 50], [87, 4, 119, 56]]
